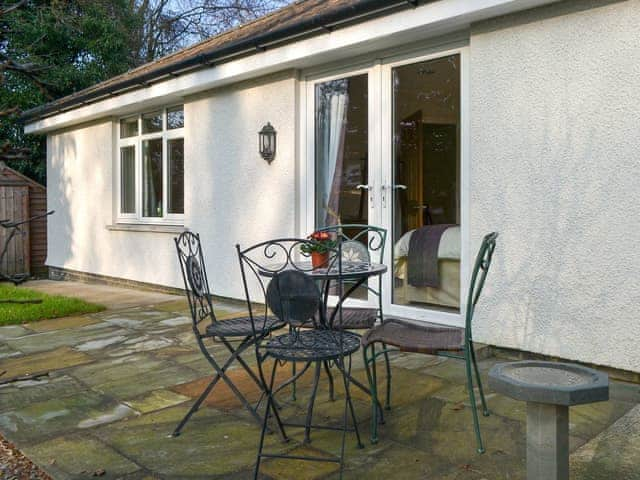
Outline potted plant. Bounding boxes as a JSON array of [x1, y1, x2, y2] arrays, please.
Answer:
[[301, 231, 336, 269]]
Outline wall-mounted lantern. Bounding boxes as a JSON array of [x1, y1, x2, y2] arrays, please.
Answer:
[[259, 122, 276, 164]]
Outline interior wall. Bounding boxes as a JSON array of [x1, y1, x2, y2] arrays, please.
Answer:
[[469, 0, 640, 371]]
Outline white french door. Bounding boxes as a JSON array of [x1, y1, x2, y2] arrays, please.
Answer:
[[302, 47, 468, 326]]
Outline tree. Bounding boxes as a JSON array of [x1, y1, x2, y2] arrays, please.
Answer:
[[1, 0, 289, 184], [131, 0, 289, 64], [1, 0, 140, 183]]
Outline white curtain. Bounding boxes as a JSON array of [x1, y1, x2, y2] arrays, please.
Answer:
[[320, 91, 348, 226]]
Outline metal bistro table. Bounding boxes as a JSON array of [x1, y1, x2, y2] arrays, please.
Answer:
[[261, 260, 387, 327], [262, 260, 387, 407]]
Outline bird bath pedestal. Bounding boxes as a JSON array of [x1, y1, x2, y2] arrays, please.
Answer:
[[489, 361, 608, 480]]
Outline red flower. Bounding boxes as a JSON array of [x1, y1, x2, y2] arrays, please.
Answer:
[[309, 231, 330, 241]]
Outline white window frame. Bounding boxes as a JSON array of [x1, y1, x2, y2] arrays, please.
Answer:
[[116, 106, 185, 225]]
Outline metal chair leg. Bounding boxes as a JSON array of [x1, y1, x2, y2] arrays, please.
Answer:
[[254, 371, 274, 480], [172, 336, 253, 437], [324, 360, 335, 401], [367, 344, 380, 444], [304, 361, 322, 444], [340, 355, 363, 449], [381, 343, 392, 411], [291, 361, 297, 401], [171, 375, 219, 437], [338, 358, 350, 480], [465, 347, 485, 454], [469, 340, 489, 416]]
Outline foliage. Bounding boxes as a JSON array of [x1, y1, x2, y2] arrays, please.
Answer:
[[0, 0, 290, 184], [0, 282, 105, 325], [1, 0, 141, 183], [133, 0, 289, 64], [300, 231, 337, 254]]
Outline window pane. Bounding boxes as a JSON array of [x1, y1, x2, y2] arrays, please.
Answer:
[[120, 117, 138, 138], [142, 139, 163, 217], [120, 146, 136, 214], [167, 106, 184, 129], [142, 111, 162, 133], [168, 138, 184, 214]]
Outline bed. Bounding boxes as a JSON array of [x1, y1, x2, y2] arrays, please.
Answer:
[[393, 225, 460, 309]]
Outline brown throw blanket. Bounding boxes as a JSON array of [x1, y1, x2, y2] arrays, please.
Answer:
[[407, 224, 455, 288]]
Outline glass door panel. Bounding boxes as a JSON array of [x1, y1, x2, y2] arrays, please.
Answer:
[[314, 73, 370, 300], [315, 73, 368, 228], [391, 54, 461, 312]]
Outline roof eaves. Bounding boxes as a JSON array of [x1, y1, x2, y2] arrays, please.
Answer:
[[21, 0, 421, 124]]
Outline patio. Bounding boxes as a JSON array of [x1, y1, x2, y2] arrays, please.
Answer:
[[0, 281, 638, 480]]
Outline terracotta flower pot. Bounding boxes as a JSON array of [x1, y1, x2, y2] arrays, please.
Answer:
[[311, 251, 329, 269]]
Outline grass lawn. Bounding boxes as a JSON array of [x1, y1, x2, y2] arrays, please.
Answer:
[[0, 283, 105, 326]]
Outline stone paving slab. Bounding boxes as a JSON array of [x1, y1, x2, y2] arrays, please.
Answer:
[[23, 280, 179, 310], [1, 283, 638, 479], [0, 343, 20, 360], [124, 389, 191, 414], [24, 435, 141, 479], [0, 389, 137, 444], [570, 404, 640, 479], [6, 324, 129, 354], [69, 354, 202, 400], [0, 325, 32, 340], [94, 405, 285, 478], [0, 375, 86, 411], [27, 315, 100, 333], [0, 346, 93, 379]]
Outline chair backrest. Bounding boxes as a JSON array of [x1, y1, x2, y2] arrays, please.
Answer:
[[315, 224, 387, 264], [174, 231, 216, 329], [465, 232, 498, 337], [236, 238, 345, 338]]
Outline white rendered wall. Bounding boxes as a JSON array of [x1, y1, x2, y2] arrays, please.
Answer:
[[469, 0, 640, 372], [184, 73, 298, 299], [47, 72, 298, 296]]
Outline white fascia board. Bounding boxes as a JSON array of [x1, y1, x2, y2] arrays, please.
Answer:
[[26, 0, 559, 134]]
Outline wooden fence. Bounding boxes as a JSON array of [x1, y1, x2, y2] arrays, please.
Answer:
[[0, 185, 30, 276], [0, 162, 48, 278]]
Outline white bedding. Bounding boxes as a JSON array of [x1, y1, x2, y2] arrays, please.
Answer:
[[394, 225, 461, 261]]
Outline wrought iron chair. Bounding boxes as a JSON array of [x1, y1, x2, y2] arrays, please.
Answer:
[[236, 238, 363, 479], [171, 231, 285, 437], [314, 224, 392, 409], [361, 232, 498, 453]]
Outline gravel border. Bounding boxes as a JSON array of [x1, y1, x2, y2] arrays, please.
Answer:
[[0, 433, 52, 480]]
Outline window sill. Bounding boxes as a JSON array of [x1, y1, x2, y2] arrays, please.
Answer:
[[106, 223, 186, 234]]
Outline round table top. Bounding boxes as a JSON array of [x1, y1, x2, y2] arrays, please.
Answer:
[[260, 261, 387, 280]]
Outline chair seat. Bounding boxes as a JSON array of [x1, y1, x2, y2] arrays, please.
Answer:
[[361, 318, 464, 355], [266, 330, 361, 362], [326, 307, 378, 330], [205, 316, 284, 338]]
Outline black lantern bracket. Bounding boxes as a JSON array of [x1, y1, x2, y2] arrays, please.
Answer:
[[259, 122, 276, 164]]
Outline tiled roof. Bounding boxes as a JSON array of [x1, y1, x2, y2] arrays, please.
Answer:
[[23, 0, 419, 123]]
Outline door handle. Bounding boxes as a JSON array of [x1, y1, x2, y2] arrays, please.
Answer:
[[356, 184, 374, 204], [392, 184, 407, 190]]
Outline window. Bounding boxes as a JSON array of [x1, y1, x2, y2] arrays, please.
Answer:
[[117, 106, 184, 223]]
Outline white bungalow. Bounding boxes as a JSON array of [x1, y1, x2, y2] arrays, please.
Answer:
[[23, 0, 640, 374]]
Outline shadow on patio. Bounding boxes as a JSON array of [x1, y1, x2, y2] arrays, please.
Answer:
[[0, 281, 638, 479]]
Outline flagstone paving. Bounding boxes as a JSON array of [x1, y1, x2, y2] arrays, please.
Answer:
[[0, 281, 639, 479]]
